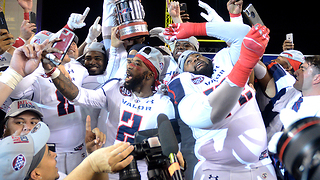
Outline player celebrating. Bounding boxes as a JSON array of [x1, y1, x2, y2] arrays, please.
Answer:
[[165, 22, 276, 179], [41, 46, 177, 180], [9, 9, 91, 174]]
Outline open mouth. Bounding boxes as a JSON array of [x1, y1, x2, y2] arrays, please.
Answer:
[[125, 71, 133, 81]]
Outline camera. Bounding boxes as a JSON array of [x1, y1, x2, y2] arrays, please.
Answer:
[[277, 117, 320, 180], [119, 129, 174, 180]]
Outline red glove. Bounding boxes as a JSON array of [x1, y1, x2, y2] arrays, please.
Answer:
[[228, 24, 270, 87], [162, 22, 207, 41]]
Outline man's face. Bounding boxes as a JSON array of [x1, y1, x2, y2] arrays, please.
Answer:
[[272, 56, 293, 74], [67, 41, 79, 59], [183, 53, 213, 77], [173, 41, 196, 62], [84, 51, 106, 75], [3, 111, 41, 137], [125, 56, 150, 91], [33, 145, 59, 180], [293, 62, 315, 92]]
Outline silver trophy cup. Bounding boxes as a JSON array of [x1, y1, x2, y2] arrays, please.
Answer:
[[115, 0, 149, 40]]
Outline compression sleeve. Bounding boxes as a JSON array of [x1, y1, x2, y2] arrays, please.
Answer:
[[205, 22, 250, 65]]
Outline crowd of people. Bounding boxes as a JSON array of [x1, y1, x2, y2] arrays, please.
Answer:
[[0, 0, 317, 180]]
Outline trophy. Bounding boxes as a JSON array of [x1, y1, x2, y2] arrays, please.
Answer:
[[115, 0, 149, 40]]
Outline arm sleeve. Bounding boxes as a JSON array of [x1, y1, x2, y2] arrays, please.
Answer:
[[178, 93, 214, 129], [73, 86, 108, 109], [10, 67, 40, 99], [205, 22, 250, 65], [105, 45, 127, 80], [168, 76, 214, 129], [102, 0, 117, 50], [229, 13, 244, 24]]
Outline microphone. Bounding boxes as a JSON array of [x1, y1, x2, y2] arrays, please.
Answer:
[[157, 114, 183, 180]]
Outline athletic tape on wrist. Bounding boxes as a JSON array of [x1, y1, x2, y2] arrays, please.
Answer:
[[0, 67, 23, 90], [50, 67, 60, 79]]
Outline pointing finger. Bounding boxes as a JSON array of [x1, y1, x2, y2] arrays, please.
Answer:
[[86, 115, 92, 132]]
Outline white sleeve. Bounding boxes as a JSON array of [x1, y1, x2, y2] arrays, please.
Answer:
[[73, 87, 107, 109], [10, 67, 41, 99], [178, 93, 214, 129], [102, 0, 117, 50], [230, 14, 244, 24], [205, 22, 250, 65], [105, 45, 127, 80]]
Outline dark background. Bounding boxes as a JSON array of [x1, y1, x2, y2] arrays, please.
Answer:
[[38, 0, 319, 55]]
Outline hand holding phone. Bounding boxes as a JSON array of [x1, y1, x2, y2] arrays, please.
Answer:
[[51, 28, 75, 63], [283, 33, 294, 51], [243, 4, 264, 26]]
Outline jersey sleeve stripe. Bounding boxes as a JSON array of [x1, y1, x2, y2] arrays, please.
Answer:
[[167, 78, 185, 105]]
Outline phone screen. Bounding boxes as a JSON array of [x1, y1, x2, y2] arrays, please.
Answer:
[[29, 12, 37, 33], [0, 12, 8, 31]]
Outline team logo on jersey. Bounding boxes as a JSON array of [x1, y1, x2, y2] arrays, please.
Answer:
[[191, 77, 204, 84], [31, 123, 41, 134], [12, 136, 29, 144], [261, 172, 268, 179], [159, 62, 164, 70], [119, 86, 132, 96], [74, 143, 84, 151], [12, 154, 26, 171]]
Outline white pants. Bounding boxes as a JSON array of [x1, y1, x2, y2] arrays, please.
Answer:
[[194, 162, 277, 180], [56, 148, 86, 174]]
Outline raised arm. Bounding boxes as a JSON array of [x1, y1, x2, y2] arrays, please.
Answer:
[[163, 21, 250, 65], [0, 40, 48, 105]]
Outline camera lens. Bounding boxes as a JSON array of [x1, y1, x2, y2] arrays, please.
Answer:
[[119, 158, 141, 180], [277, 117, 320, 180], [250, 11, 255, 18]]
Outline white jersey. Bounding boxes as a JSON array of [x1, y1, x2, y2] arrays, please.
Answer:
[[74, 78, 176, 146], [74, 78, 176, 180], [167, 21, 271, 171], [160, 55, 179, 85], [10, 59, 89, 152], [168, 72, 269, 170], [270, 88, 320, 131]]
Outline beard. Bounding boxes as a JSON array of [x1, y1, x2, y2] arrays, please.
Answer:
[[193, 61, 213, 78], [124, 71, 148, 91]]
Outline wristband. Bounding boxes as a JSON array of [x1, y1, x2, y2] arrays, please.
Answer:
[[12, 37, 26, 48], [63, 24, 73, 31], [0, 67, 23, 90], [229, 12, 241, 18], [44, 67, 60, 79], [24, 12, 30, 20]]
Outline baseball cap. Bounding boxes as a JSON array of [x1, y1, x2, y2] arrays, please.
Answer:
[[76, 42, 106, 62], [0, 121, 50, 180], [175, 36, 199, 51], [5, 99, 43, 119], [280, 50, 305, 71], [135, 46, 164, 80], [178, 50, 201, 73]]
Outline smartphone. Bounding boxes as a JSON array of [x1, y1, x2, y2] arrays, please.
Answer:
[[29, 11, 37, 33], [0, 12, 8, 31], [243, 4, 264, 26], [52, 28, 75, 62], [180, 3, 188, 14], [286, 33, 293, 43]]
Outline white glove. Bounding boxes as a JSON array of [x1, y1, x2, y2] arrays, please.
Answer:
[[85, 16, 102, 44], [198, 0, 224, 23], [149, 27, 175, 52], [67, 7, 90, 30]]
